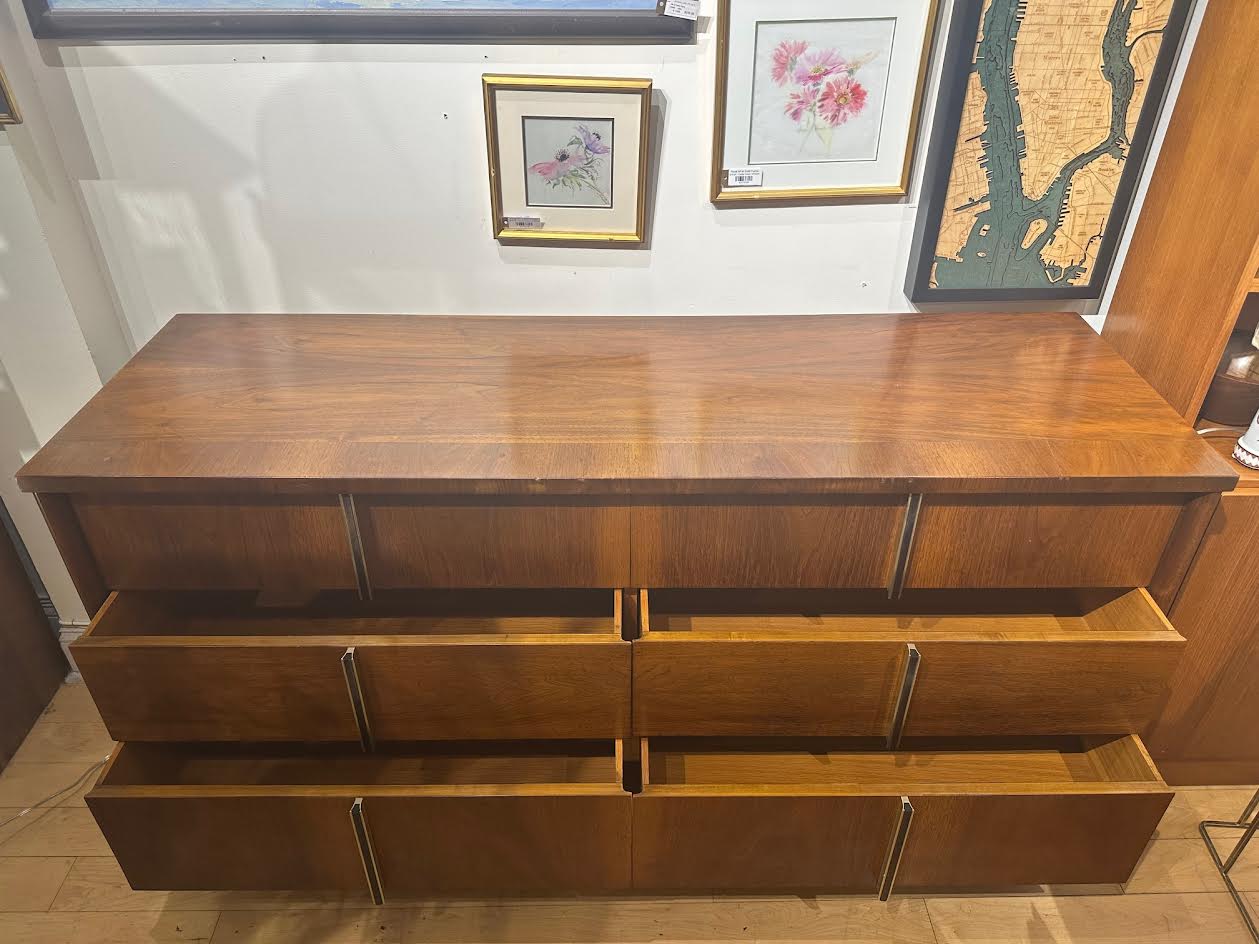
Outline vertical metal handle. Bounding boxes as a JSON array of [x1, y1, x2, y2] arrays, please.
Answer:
[[350, 797, 384, 905], [877, 796, 915, 901], [886, 643, 921, 750], [339, 494, 372, 601], [887, 494, 922, 599], [341, 647, 374, 753]]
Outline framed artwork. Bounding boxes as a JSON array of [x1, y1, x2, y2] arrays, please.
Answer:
[[0, 66, 19, 126], [23, 0, 694, 42], [905, 0, 1193, 302], [710, 0, 940, 205], [482, 74, 652, 245]]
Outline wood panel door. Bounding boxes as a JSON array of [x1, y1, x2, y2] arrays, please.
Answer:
[[907, 496, 1184, 588], [0, 512, 67, 765], [1146, 491, 1259, 784], [633, 636, 906, 737], [895, 791, 1172, 888], [358, 498, 630, 588], [368, 794, 631, 894], [630, 498, 905, 588], [71, 495, 356, 591]]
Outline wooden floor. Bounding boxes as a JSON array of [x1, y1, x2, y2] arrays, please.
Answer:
[[2, 680, 1257, 943]]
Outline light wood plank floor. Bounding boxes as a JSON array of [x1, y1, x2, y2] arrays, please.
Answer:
[[1, 680, 1255, 943]]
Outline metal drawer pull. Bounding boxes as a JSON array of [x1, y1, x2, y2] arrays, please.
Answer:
[[887, 494, 922, 599], [886, 643, 920, 750], [339, 494, 373, 601], [877, 796, 915, 901], [341, 647, 374, 753], [350, 797, 384, 905]]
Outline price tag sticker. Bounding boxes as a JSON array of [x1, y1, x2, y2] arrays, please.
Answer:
[[724, 168, 764, 188], [658, 0, 700, 20], [503, 216, 545, 230]]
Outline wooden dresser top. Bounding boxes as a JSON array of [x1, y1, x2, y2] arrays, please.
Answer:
[[17, 312, 1237, 496]]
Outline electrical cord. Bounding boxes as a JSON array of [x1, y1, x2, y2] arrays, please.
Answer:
[[0, 754, 110, 842]]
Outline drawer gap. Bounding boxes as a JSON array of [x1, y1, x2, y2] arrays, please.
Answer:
[[87, 588, 620, 639], [641, 735, 1163, 791], [101, 741, 624, 790], [641, 587, 1179, 640]]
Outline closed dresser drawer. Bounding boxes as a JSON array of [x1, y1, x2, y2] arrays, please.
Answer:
[[632, 735, 1171, 892], [72, 495, 357, 591], [74, 589, 629, 742], [357, 497, 629, 588], [630, 498, 906, 588], [906, 495, 1184, 589], [89, 741, 631, 895], [633, 589, 1183, 739]]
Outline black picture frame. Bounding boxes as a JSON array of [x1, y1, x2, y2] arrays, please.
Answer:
[[22, 2, 696, 43], [904, 0, 1193, 303]]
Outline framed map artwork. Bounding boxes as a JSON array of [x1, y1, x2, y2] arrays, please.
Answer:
[[905, 0, 1193, 301]]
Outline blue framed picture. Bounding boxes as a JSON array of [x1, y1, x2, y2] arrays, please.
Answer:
[[24, 0, 695, 41]]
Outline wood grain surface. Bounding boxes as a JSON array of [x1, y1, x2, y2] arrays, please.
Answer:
[[1101, 0, 1259, 420], [906, 496, 1184, 588], [16, 313, 1234, 495]]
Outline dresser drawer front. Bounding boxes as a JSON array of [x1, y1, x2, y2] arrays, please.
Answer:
[[89, 742, 628, 895], [906, 638, 1183, 737], [636, 735, 1171, 892], [633, 639, 906, 737], [897, 792, 1172, 889], [89, 795, 367, 892], [358, 499, 629, 588], [632, 795, 897, 892], [357, 641, 629, 740], [631, 499, 905, 588], [73, 495, 356, 591], [75, 590, 628, 742], [906, 496, 1183, 588], [369, 795, 630, 894], [75, 641, 359, 742]]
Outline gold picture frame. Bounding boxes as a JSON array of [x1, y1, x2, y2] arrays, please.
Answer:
[[482, 74, 652, 245], [710, 0, 938, 205], [0, 64, 22, 125]]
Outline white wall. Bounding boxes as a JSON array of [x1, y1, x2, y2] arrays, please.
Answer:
[[7, 0, 1208, 349]]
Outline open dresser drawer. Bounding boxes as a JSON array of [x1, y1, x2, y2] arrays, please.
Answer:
[[73, 589, 629, 743], [88, 740, 631, 896], [632, 734, 1172, 893], [634, 588, 1184, 739]]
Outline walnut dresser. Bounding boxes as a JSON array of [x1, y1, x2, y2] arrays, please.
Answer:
[[17, 313, 1237, 899]]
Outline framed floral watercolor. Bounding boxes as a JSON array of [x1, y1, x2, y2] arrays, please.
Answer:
[[483, 75, 651, 245], [710, 0, 939, 204]]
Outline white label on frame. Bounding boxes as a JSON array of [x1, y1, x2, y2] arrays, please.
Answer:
[[658, 0, 700, 21], [725, 168, 764, 188], [503, 216, 545, 230]]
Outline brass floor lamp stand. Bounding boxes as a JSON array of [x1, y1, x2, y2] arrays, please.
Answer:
[[1202, 788, 1259, 942]]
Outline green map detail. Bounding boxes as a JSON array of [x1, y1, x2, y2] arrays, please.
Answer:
[[933, 0, 1148, 290]]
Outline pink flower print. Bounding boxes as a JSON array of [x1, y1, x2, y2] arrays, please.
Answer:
[[784, 84, 818, 122], [818, 74, 868, 126], [529, 147, 581, 180], [771, 39, 809, 86], [576, 124, 609, 156], [793, 48, 847, 86]]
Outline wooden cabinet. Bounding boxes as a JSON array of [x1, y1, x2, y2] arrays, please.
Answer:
[[18, 314, 1236, 896], [75, 590, 629, 742], [633, 736, 1172, 892]]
